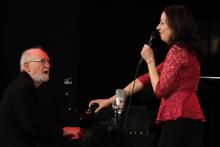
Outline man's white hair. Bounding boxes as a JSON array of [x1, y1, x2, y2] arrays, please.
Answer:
[[20, 47, 44, 72]]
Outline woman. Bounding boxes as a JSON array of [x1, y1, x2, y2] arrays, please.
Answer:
[[89, 5, 205, 147]]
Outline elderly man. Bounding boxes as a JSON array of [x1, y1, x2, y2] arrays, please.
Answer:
[[0, 47, 85, 147]]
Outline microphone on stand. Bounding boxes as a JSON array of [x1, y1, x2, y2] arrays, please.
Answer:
[[115, 89, 126, 115], [112, 89, 126, 128], [64, 77, 73, 111], [112, 89, 126, 116], [139, 31, 158, 64]]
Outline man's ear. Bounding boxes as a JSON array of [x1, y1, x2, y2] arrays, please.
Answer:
[[23, 63, 30, 72]]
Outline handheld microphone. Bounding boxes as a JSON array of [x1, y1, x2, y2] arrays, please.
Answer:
[[139, 31, 158, 64]]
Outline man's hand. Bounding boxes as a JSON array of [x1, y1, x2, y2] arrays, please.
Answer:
[[63, 126, 85, 139]]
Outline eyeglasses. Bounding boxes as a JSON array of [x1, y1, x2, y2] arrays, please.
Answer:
[[28, 59, 51, 65]]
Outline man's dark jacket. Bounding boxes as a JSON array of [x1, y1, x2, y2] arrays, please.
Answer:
[[0, 71, 64, 147]]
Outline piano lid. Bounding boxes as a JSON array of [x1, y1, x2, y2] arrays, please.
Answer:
[[199, 76, 220, 93], [200, 76, 220, 80]]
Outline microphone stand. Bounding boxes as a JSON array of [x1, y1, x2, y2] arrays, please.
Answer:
[[112, 101, 124, 129], [112, 102, 119, 128], [112, 89, 126, 129], [64, 77, 73, 112]]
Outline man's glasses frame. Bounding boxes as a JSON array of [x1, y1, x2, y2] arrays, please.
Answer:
[[28, 59, 51, 65]]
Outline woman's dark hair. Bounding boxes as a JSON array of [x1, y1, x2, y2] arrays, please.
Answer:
[[164, 5, 201, 58]]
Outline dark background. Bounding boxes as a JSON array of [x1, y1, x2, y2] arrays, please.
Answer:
[[1, 0, 219, 146]]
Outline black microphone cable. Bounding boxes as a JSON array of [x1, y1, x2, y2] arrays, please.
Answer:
[[122, 31, 158, 130], [122, 56, 142, 130]]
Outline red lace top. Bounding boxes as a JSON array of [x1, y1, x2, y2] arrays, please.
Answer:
[[138, 44, 206, 122]]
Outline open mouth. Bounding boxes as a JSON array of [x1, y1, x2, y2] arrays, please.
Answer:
[[43, 70, 49, 75]]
